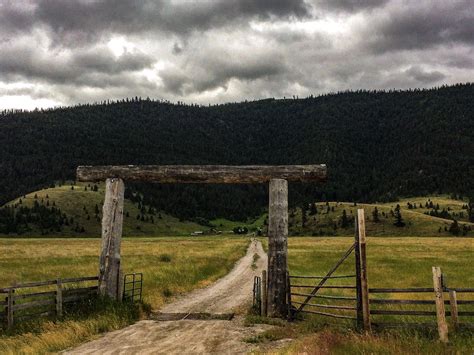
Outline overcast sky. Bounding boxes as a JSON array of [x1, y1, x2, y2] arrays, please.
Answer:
[[0, 0, 473, 110]]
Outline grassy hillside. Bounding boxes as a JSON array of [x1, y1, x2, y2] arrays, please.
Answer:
[[2, 181, 473, 237], [289, 196, 474, 237], [3, 182, 203, 236], [1, 182, 266, 237]]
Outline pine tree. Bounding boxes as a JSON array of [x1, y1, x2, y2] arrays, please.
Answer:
[[301, 202, 308, 227], [372, 207, 380, 222], [393, 204, 405, 227], [449, 220, 461, 236], [468, 196, 474, 223], [340, 209, 350, 228]]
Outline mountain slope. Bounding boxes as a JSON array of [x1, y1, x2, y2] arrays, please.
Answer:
[[2, 183, 471, 237], [1, 83, 473, 220], [2, 182, 204, 236]]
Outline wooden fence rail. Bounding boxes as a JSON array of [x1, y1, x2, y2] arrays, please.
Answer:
[[369, 285, 474, 339], [287, 208, 474, 343], [1, 276, 99, 329]]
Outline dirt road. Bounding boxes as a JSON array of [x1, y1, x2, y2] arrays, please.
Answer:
[[65, 239, 273, 354]]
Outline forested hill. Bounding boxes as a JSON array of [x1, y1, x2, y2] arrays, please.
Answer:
[[1, 83, 473, 221]]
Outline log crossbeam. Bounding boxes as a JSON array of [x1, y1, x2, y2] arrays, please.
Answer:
[[77, 165, 327, 184]]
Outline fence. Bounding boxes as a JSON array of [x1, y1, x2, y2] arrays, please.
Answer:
[[0, 276, 99, 329], [369, 277, 474, 337], [252, 275, 262, 314], [282, 209, 473, 343], [123, 273, 143, 303]]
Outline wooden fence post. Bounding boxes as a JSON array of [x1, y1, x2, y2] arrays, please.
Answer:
[[267, 178, 288, 318], [56, 278, 63, 318], [432, 266, 448, 343], [449, 290, 459, 330], [357, 209, 371, 332], [355, 215, 362, 330], [286, 270, 293, 320], [99, 178, 125, 300], [261, 270, 267, 317], [7, 289, 14, 328]]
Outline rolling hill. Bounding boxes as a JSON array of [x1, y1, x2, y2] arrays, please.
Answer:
[[1, 83, 473, 221], [1, 183, 472, 237], [288, 196, 474, 237]]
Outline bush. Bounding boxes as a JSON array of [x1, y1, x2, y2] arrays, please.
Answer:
[[159, 254, 172, 262]]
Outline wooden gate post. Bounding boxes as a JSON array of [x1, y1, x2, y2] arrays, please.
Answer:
[[261, 270, 268, 317], [355, 215, 362, 329], [357, 209, 371, 332], [99, 178, 125, 300], [267, 178, 288, 318], [432, 266, 448, 343]]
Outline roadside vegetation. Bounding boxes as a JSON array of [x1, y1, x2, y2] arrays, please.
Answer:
[[0, 236, 249, 353], [249, 237, 474, 353]]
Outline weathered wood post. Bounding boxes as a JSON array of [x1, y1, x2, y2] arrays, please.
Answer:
[[355, 216, 363, 329], [56, 278, 63, 318], [261, 270, 268, 317], [99, 178, 125, 299], [357, 209, 371, 332], [7, 289, 14, 328], [267, 178, 288, 318], [432, 266, 448, 343], [449, 290, 459, 330]]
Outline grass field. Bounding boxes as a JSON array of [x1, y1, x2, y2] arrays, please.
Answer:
[[260, 237, 474, 354], [0, 236, 473, 353], [0, 236, 249, 354]]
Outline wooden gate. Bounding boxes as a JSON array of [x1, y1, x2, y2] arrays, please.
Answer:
[[288, 209, 370, 330], [287, 209, 474, 342]]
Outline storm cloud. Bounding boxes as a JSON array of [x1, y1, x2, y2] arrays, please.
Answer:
[[0, 0, 472, 110]]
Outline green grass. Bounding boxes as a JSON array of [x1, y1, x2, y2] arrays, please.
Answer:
[[5, 184, 473, 238], [3, 182, 269, 237], [5, 182, 205, 237], [0, 236, 249, 353], [290, 198, 474, 237], [278, 237, 474, 354], [210, 214, 267, 233]]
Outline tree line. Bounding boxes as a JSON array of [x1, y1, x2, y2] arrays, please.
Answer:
[[0, 83, 473, 221]]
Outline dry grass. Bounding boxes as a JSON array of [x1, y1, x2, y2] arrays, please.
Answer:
[[277, 236, 474, 354], [0, 236, 249, 353]]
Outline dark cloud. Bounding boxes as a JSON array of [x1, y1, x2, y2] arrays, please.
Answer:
[[405, 66, 446, 84], [367, 1, 474, 53], [0, 0, 472, 109], [0, 44, 154, 86], [1, 0, 309, 45], [172, 42, 183, 55], [311, 0, 389, 12], [161, 52, 287, 94]]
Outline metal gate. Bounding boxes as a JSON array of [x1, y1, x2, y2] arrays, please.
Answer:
[[252, 276, 262, 314], [123, 273, 143, 302]]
